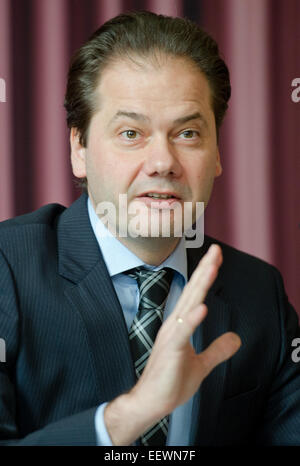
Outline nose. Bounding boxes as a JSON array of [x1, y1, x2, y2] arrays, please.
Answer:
[[142, 137, 182, 178]]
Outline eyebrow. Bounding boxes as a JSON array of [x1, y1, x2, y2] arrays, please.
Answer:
[[173, 112, 207, 127], [109, 111, 150, 126], [108, 110, 207, 127]]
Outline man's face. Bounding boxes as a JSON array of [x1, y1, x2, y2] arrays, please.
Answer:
[[71, 55, 222, 239]]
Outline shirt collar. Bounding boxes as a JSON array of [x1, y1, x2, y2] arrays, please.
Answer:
[[87, 197, 187, 283]]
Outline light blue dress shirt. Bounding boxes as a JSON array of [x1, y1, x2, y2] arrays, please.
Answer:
[[87, 198, 194, 446]]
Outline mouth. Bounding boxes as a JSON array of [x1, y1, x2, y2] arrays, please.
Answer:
[[137, 191, 181, 199], [135, 191, 182, 208]]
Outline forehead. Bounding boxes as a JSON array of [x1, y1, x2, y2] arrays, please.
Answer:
[[95, 56, 214, 122]]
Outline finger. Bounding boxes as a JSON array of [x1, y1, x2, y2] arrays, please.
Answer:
[[182, 244, 222, 305], [172, 244, 223, 320], [197, 332, 241, 380], [170, 304, 208, 349], [185, 244, 222, 291]]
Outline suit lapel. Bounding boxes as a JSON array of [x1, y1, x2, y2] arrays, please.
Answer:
[[57, 194, 135, 402], [186, 243, 232, 445]]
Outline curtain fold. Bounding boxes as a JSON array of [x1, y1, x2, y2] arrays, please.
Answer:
[[202, 0, 300, 314], [0, 0, 13, 219], [32, 0, 72, 209]]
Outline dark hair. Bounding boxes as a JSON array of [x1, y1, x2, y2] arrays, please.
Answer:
[[64, 10, 231, 189]]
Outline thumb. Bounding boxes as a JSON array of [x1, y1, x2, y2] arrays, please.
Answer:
[[197, 332, 241, 380]]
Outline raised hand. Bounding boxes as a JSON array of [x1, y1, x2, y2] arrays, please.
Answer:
[[105, 244, 241, 445]]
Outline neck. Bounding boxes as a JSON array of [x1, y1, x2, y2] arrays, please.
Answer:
[[114, 235, 181, 266], [89, 193, 181, 265]]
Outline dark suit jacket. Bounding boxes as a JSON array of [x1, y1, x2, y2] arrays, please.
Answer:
[[0, 193, 299, 445]]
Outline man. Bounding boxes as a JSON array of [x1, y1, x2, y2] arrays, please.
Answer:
[[0, 11, 299, 446]]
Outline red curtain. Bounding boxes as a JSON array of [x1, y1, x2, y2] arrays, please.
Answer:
[[0, 0, 299, 312]]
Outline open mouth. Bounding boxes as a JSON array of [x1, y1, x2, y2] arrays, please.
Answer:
[[138, 191, 181, 199], [135, 192, 182, 208]]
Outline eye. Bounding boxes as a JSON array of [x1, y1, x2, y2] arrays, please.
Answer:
[[179, 130, 199, 139], [121, 130, 139, 140]]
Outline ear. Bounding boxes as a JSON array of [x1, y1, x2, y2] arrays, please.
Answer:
[[215, 148, 222, 177], [70, 128, 87, 178]]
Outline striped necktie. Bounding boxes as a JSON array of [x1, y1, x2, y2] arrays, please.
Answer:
[[125, 266, 174, 446]]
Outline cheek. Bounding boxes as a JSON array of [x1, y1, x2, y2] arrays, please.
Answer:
[[191, 157, 215, 182], [86, 142, 113, 177], [188, 157, 217, 199], [86, 146, 134, 199]]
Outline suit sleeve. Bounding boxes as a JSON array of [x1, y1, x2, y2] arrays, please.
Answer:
[[254, 267, 300, 445], [0, 249, 97, 446]]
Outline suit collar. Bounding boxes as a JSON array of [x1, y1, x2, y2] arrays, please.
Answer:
[[57, 193, 102, 283]]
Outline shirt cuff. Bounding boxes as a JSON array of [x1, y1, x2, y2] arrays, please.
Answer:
[[94, 402, 114, 446]]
